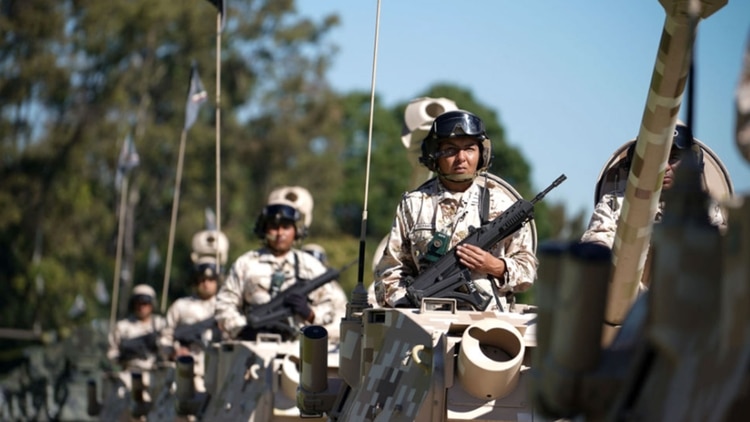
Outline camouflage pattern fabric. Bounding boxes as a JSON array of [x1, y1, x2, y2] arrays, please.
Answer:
[[216, 248, 345, 340], [581, 190, 727, 248], [107, 315, 167, 374], [159, 295, 217, 387], [374, 176, 537, 308]]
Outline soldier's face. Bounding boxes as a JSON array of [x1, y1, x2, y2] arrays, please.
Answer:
[[196, 276, 218, 299], [134, 300, 153, 320], [265, 221, 296, 255], [436, 137, 480, 176], [662, 149, 682, 190]]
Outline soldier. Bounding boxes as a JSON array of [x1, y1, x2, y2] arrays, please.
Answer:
[[374, 110, 538, 309], [107, 284, 167, 393], [159, 230, 228, 392], [581, 122, 727, 248], [215, 200, 343, 340]]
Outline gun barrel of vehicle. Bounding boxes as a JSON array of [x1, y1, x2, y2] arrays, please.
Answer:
[[605, 0, 727, 331]]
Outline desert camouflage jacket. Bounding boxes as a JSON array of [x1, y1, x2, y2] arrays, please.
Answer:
[[581, 190, 727, 248], [374, 177, 537, 308], [215, 248, 346, 339]]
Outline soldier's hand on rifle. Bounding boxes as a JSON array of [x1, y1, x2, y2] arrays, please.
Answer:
[[283, 293, 315, 323], [456, 244, 506, 278]]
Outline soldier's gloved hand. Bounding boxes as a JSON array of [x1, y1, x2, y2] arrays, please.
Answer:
[[283, 293, 314, 322]]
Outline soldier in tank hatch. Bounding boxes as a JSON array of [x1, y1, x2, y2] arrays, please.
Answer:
[[158, 229, 228, 392], [215, 199, 345, 341], [374, 110, 537, 310], [107, 284, 167, 395]]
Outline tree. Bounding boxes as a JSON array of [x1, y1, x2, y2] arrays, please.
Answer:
[[0, 0, 343, 336]]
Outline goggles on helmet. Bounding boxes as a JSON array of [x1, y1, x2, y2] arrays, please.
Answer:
[[672, 124, 694, 150], [264, 204, 299, 222], [195, 262, 218, 278], [430, 111, 486, 140]]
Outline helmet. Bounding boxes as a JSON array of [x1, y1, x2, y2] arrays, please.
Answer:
[[419, 110, 493, 173], [253, 201, 307, 240], [193, 256, 220, 279], [267, 186, 314, 230], [190, 230, 229, 265], [130, 284, 156, 311], [626, 121, 704, 168]]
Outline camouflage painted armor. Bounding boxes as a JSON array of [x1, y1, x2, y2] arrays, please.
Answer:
[[374, 176, 537, 308], [581, 190, 727, 247], [215, 248, 345, 340]]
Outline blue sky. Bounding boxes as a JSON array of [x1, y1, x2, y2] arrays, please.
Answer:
[[296, 1, 750, 217]]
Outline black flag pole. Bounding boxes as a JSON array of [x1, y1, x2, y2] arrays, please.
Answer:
[[209, 0, 225, 274]]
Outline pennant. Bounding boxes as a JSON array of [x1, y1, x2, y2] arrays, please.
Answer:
[[205, 0, 226, 33], [94, 277, 110, 305], [204, 207, 217, 230], [184, 63, 208, 130], [115, 133, 140, 189]]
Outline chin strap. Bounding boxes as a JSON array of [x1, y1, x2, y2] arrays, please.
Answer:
[[437, 171, 478, 183]]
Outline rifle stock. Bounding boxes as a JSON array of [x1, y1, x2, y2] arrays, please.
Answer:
[[400, 174, 566, 310]]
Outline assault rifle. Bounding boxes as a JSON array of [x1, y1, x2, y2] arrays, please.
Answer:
[[119, 332, 158, 361], [243, 260, 356, 339], [397, 174, 567, 310], [173, 317, 221, 347]]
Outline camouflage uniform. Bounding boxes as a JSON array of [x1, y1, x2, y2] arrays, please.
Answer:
[[159, 295, 217, 390], [107, 314, 167, 392], [374, 176, 538, 308], [215, 248, 344, 341], [581, 190, 727, 247]]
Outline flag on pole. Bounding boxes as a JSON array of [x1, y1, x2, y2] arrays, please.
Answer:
[[205, 0, 226, 33], [184, 63, 208, 130], [205, 207, 217, 230], [115, 133, 140, 189]]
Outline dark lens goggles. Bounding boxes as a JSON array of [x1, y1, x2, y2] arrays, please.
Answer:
[[196, 262, 218, 278], [672, 124, 693, 150], [265, 204, 298, 222], [432, 113, 486, 139]]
